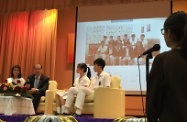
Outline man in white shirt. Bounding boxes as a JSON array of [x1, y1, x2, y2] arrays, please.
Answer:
[[139, 34, 148, 49], [63, 58, 111, 116], [129, 34, 137, 46], [95, 41, 108, 60]]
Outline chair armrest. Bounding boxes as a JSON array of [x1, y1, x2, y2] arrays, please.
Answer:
[[44, 89, 57, 115], [44, 89, 66, 115], [94, 87, 125, 118], [55, 89, 65, 92]]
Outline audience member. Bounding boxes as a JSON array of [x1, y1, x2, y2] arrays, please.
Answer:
[[146, 11, 187, 122]]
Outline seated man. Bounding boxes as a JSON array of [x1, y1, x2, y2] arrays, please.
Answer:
[[25, 64, 49, 112], [95, 41, 108, 60], [62, 58, 111, 116]]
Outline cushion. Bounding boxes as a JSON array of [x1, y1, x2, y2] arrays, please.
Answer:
[[84, 93, 94, 103], [110, 76, 121, 89], [40, 96, 45, 102]]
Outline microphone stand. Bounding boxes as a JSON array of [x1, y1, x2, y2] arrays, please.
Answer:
[[146, 53, 153, 82]]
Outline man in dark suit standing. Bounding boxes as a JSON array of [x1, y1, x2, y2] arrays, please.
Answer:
[[25, 64, 49, 112]]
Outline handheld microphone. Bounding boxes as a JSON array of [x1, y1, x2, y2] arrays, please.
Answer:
[[138, 44, 160, 58]]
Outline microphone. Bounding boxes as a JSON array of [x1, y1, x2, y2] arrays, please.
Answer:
[[138, 44, 160, 58]]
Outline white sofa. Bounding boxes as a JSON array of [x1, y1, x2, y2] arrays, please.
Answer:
[[44, 76, 125, 118]]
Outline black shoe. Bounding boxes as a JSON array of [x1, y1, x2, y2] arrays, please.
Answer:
[[73, 113, 82, 117], [61, 112, 70, 116]]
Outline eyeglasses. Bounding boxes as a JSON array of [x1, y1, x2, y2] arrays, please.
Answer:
[[161, 28, 164, 35]]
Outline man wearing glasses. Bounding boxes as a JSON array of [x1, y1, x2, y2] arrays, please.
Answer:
[[25, 64, 49, 113]]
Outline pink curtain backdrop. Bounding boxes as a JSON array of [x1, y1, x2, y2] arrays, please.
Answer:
[[67, 33, 75, 63], [0, 0, 168, 14], [0, 9, 57, 82]]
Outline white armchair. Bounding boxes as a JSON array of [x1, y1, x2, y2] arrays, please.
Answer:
[[37, 80, 57, 114]]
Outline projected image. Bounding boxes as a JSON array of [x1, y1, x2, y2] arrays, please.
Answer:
[[85, 20, 160, 66], [86, 35, 160, 66], [75, 17, 170, 91]]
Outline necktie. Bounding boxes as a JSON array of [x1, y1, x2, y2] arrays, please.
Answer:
[[34, 77, 39, 88]]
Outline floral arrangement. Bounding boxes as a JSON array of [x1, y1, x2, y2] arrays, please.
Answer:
[[0, 80, 33, 99]]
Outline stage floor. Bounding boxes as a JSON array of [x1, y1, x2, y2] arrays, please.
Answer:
[[0, 114, 114, 122], [0, 114, 145, 122]]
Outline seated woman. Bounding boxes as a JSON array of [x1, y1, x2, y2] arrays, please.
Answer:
[[55, 63, 91, 114], [7, 65, 25, 86]]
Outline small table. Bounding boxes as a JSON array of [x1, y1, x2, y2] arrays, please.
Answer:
[[0, 96, 35, 115]]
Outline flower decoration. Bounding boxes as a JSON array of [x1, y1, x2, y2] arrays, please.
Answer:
[[0, 79, 33, 99], [17, 80, 21, 84]]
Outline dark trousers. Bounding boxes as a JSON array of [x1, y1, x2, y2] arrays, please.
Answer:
[[32, 91, 42, 112]]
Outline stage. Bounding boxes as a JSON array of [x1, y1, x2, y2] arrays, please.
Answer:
[[0, 114, 146, 122], [0, 114, 114, 122]]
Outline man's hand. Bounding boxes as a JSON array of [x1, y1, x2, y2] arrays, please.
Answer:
[[30, 88, 37, 94], [25, 84, 30, 89]]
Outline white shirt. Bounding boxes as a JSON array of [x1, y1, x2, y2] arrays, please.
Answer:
[[129, 39, 137, 46], [89, 71, 111, 90], [138, 39, 148, 48], [125, 48, 130, 57], [73, 75, 90, 88], [108, 47, 113, 55], [35, 75, 41, 80], [97, 46, 108, 54], [56, 75, 90, 99], [7, 78, 26, 87]]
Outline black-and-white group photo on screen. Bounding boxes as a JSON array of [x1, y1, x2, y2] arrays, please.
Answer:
[[86, 33, 160, 66]]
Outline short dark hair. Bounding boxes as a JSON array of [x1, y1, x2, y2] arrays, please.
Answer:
[[124, 34, 128, 37], [164, 11, 187, 49], [131, 34, 135, 37], [77, 63, 91, 79], [141, 34, 145, 37], [103, 36, 107, 38], [93, 58, 106, 69], [101, 40, 105, 43], [11, 65, 22, 78]]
